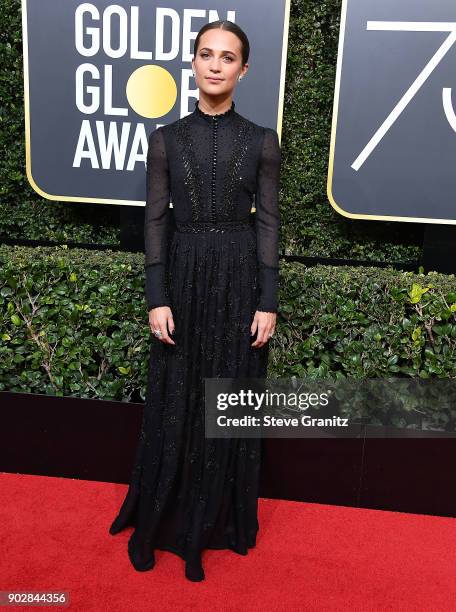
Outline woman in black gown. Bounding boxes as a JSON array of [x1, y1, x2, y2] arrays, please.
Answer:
[[109, 20, 281, 582]]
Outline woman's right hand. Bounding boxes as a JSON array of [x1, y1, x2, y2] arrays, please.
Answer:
[[149, 306, 176, 345]]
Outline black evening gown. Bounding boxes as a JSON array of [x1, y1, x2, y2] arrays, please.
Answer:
[[109, 99, 281, 580]]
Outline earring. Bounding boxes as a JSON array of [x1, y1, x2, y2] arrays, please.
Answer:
[[238, 76, 242, 81]]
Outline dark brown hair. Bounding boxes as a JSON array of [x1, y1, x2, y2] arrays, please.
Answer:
[[193, 20, 250, 67]]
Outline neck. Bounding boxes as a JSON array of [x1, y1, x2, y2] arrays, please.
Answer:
[[197, 94, 234, 116]]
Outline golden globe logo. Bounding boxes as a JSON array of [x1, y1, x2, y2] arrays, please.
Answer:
[[73, 3, 236, 169], [23, 0, 289, 204]]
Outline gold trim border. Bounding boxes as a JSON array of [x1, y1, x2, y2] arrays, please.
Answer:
[[326, 0, 456, 225], [277, 0, 291, 145], [22, 0, 291, 208]]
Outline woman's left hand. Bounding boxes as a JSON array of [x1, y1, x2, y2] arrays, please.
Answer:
[[250, 311, 277, 348]]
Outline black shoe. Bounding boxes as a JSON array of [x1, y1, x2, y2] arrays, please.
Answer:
[[109, 488, 138, 535], [109, 516, 125, 535], [128, 537, 155, 572], [185, 558, 205, 582]]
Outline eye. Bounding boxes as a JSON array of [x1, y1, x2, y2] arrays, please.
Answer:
[[200, 52, 209, 58], [224, 56, 233, 62]]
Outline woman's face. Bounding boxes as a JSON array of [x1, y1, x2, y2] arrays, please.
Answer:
[[192, 29, 248, 97]]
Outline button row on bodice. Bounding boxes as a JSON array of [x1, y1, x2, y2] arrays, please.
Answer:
[[211, 116, 218, 223]]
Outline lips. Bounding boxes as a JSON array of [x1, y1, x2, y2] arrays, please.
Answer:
[[206, 77, 223, 82]]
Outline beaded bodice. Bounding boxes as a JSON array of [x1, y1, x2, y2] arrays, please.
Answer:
[[144, 99, 282, 312]]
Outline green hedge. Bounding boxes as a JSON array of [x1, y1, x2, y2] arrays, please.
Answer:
[[0, 0, 422, 262], [1, 245, 454, 404]]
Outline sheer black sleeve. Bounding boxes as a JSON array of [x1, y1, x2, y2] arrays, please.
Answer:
[[255, 127, 281, 313], [144, 127, 172, 311]]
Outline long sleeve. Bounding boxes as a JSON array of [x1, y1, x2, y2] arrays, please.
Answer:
[[255, 127, 281, 313], [144, 127, 172, 311]]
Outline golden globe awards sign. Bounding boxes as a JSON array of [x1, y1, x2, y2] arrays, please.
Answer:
[[22, 0, 290, 206], [328, 0, 456, 224]]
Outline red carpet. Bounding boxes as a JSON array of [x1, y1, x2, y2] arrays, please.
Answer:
[[1, 472, 455, 611]]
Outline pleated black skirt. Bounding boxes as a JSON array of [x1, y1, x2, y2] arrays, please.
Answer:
[[109, 224, 269, 565]]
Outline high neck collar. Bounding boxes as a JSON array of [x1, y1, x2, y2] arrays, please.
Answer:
[[192, 99, 236, 125]]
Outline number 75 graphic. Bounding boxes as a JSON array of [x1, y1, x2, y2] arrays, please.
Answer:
[[352, 21, 456, 171]]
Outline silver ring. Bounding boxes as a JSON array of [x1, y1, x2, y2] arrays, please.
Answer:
[[153, 329, 162, 338]]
